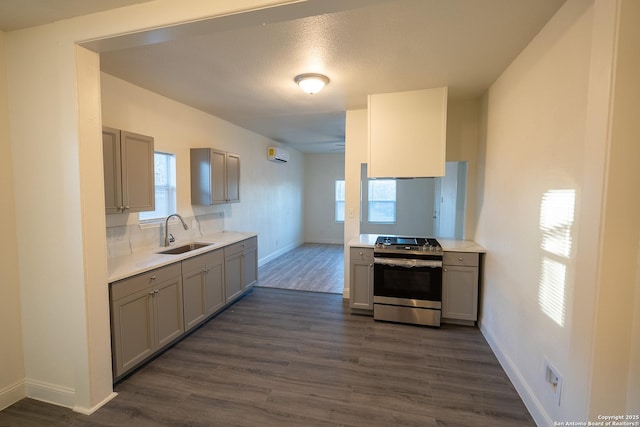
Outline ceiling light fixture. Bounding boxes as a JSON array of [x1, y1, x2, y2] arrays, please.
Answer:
[[294, 73, 330, 94]]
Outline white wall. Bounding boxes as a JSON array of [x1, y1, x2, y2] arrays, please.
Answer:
[[0, 31, 26, 411], [446, 99, 481, 239], [304, 153, 344, 244], [587, 0, 640, 415], [101, 73, 304, 264], [475, 0, 639, 422]]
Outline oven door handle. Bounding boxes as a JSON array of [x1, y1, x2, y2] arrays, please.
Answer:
[[374, 257, 442, 268]]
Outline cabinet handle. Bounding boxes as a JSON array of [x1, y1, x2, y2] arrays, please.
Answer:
[[444, 268, 448, 272], [124, 206, 130, 210], [148, 291, 155, 296], [458, 257, 464, 261], [359, 252, 363, 256], [154, 289, 159, 295], [150, 275, 156, 281]]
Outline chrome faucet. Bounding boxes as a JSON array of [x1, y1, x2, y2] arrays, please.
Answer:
[[164, 214, 188, 247]]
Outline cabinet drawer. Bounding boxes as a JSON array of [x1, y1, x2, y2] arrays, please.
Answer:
[[350, 247, 374, 263], [182, 248, 223, 274], [225, 237, 256, 257], [443, 252, 479, 267], [111, 263, 182, 300], [243, 236, 257, 250]]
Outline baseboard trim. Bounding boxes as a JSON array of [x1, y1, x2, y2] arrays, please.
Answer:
[[24, 378, 74, 409], [305, 238, 344, 245], [73, 392, 118, 415], [479, 322, 551, 427], [258, 241, 302, 266], [0, 379, 26, 411]]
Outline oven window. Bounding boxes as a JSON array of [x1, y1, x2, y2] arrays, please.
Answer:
[[374, 264, 442, 301]]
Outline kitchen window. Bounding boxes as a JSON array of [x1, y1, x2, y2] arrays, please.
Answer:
[[335, 180, 345, 222], [139, 152, 176, 222], [368, 179, 396, 223]]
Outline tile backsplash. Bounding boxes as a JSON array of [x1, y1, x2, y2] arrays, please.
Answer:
[[106, 212, 224, 258]]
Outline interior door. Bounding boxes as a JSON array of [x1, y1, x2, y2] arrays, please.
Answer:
[[433, 162, 458, 239], [434, 162, 465, 239]]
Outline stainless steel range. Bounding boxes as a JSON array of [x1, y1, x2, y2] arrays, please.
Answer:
[[373, 236, 443, 327]]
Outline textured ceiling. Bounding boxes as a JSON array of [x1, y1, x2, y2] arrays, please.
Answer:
[[97, 0, 566, 152], [1, 0, 567, 153]]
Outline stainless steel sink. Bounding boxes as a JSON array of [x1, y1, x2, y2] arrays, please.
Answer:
[[158, 242, 213, 255]]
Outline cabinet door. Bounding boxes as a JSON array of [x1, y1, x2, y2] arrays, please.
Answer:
[[351, 263, 374, 310], [102, 127, 123, 214], [350, 248, 374, 310], [111, 287, 154, 378], [225, 251, 243, 302], [205, 261, 225, 316], [121, 131, 155, 212], [226, 153, 240, 203], [442, 266, 478, 321], [241, 238, 257, 290], [154, 276, 184, 349], [182, 268, 206, 332], [210, 149, 227, 204]]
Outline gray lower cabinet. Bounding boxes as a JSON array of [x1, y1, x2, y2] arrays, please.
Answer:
[[224, 237, 258, 303], [242, 237, 258, 290], [110, 263, 184, 380], [442, 252, 479, 323], [349, 247, 374, 311], [182, 248, 225, 332], [110, 237, 258, 381]]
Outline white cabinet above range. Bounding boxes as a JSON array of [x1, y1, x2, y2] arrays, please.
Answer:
[[368, 87, 448, 178]]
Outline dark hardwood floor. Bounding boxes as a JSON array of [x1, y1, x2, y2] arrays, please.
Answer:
[[0, 288, 534, 427], [256, 243, 344, 294]]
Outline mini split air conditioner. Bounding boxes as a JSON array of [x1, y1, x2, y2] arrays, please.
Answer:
[[267, 147, 289, 163]]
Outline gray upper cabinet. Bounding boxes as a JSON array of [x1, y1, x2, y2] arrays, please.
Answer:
[[102, 127, 155, 214], [190, 148, 240, 205]]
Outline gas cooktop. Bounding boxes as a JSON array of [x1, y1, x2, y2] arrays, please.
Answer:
[[374, 236, 443, 256]]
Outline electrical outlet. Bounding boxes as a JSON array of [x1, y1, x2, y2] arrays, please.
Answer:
[[544, 356, 562, 406]]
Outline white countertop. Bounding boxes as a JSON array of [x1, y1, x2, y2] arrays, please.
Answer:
[[348, 234, 485, 253], [108, 231, 257, 283]]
